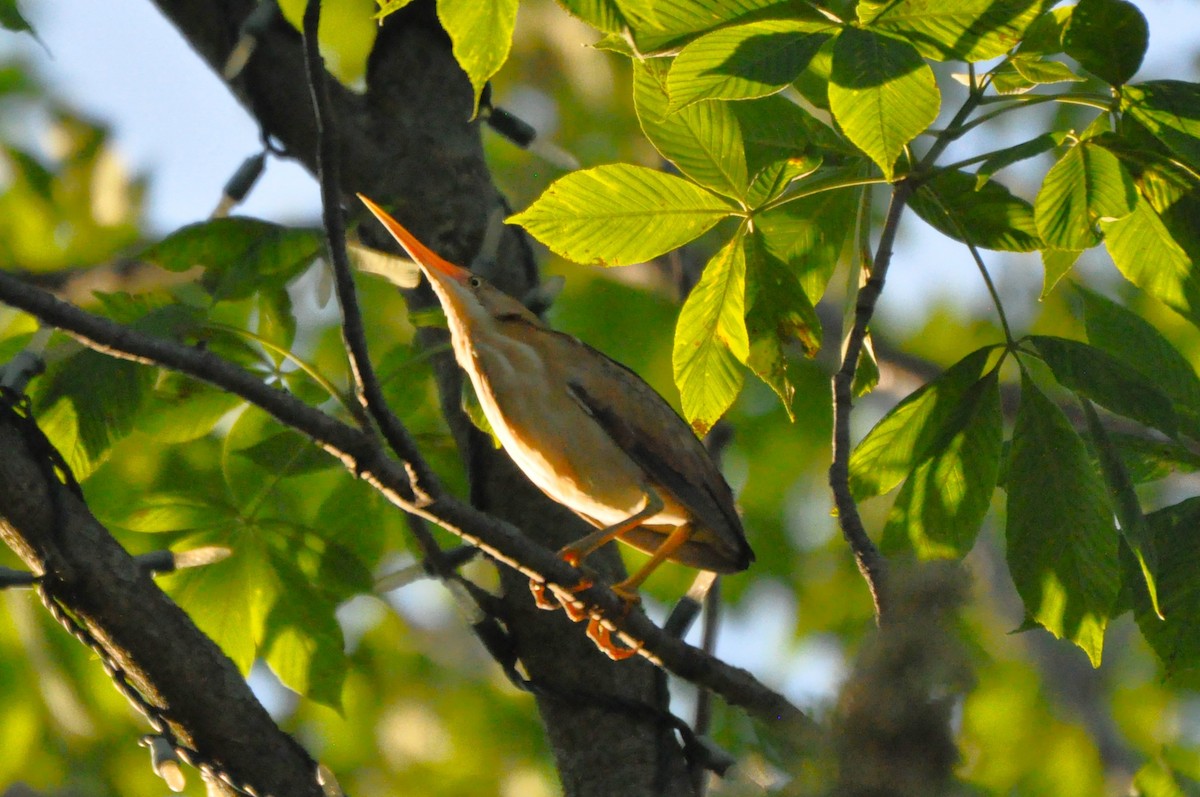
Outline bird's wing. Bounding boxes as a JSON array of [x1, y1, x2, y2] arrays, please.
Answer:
[[558, 333, 753, 573]]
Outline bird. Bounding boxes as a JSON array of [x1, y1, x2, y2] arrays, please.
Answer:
[[359, 195, 753, 658]]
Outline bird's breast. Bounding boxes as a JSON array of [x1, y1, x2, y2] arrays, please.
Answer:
[[464, 332, 689, 529]]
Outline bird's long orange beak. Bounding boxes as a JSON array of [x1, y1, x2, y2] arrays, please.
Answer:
[[357, 194, 471, 285]]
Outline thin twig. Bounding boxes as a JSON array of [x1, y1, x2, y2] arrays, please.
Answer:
[[0, 271, 807, 728], [300, 0, 439, 498], [829, 183, 911, 623]]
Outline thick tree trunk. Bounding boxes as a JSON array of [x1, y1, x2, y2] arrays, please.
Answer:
[[144, 1, 696, 793]]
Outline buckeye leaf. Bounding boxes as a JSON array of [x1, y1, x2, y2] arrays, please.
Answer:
[[910, 168, 1042, 252], [849, 346, 996, 500], [1101, 196, 1200, 328], [633, 60, 749, 199], [1079, 287, 1200, 437], [858, 0, 1042, 62], [667, 19, 832, 110], [1121, 81, 1200, 166], [140, 218, 322, 301], [1133, 498, 1200, 675], [1062, 0, 1147, 86], [673, 231, 749, 435], [1029, 335, 1178, 437], [744, 232, 821, 417], [436, 0, 518, 113], [975, 132, 1068, 188], [829, 27, 939, 181], [1006, 373, 1119, 667], [1035, 142, 1136, 250], [1081, 400, 1160, 619], [882, 368, 1002, 559], [508, 164, 737, 266]]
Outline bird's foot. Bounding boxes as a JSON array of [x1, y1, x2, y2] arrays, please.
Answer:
[[586, 618, 641, 661]]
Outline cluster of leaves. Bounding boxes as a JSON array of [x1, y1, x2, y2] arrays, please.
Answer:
[[397, 0, 1200, 706]]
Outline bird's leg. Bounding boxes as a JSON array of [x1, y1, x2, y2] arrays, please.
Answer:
[[529, 490, 663, 620], [610, 521, 695, 603], [559, 489, 665, 566]]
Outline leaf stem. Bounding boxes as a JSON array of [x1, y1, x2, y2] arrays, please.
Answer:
[[756, 174, 890, 215]]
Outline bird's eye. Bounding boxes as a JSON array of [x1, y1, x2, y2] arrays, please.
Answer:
[[468, 275, 482, 289]]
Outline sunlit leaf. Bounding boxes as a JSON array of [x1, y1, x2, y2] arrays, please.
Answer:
[[1040, 248, 1080, 298], [673, 230, 749, 434], [555, 0, 626, 32], [1121, 81, 1200, 166], [263, 557, 347, 710], [829, 27, 939, 181], [1062, 0, 1147, 86], [881, 369, 1002, 559], [666, 19, 831, 110], [1035, 142, 1137, 250], [1006, 372, 1118, 667], [850, 346, 996, 499], [858, 0, 1042, 62], [633, 59, 749, 199], [437, 0, 518, 114], [508, 164, 736, 266], [1101, 196, 1199, 328]]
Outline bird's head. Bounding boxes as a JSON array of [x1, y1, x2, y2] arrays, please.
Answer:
[[359, 195, 537, 336]]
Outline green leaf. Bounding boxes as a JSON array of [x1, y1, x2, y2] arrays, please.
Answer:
[[881, 368, 1002, 559], [735, 93, 853, 171], [754, 168, 860, 300], [109, 494, 235, 534], [236, 430, 338, 476], [618, 0, 801, 53], [1019, 5, 1073, 56], [858, 0, 1043, 62], [256, 288, 296, 354], [1009, 54, 1084, 85], [1078, 286, 1200, 437], [975, 132, 1068, 187], [1006, 372, 1118, 666], [0, 0, 34, 36], [1081, 400, 1160, 619], [849, 346, 996, 500], [633, 59, 749, 199], [1035, 142, 1137, 250], [1101, 196, 1200, 327], [673, 230, 749, 435], [263, 559, 347, 710], [1029, 335, 1178, 437], [165, 534, 273, 673], [556, 0, 626, 33], [829, 27, 939, 181], [507, 164, 736, 266], [1040, 248, 1080, 298], [140, 218, 322, 301], [1133, 497, 1200, 676], [1121, 81, 1200, 166], [666, 19, 832, 110], [436, 0, 518, 114], [910, 168, 1042, 252], [1062, 0, 1147, 86], [36, 351, 153, 480], [1097, 434, 1200, 484], [136, 378, 243, 444], [744, 232, 821, 417]]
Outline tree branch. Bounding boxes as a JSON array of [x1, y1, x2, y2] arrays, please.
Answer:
[[0, 270, 809, 731], [0, 397, 322, 797]]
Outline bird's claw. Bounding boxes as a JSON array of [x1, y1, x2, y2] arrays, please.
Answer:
[[586, 618, 640, 661]]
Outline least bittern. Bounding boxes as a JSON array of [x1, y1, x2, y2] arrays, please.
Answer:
[[360, 196, 753, 657]]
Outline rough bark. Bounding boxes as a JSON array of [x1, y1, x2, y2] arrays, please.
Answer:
[[142, 1, 696, 793]]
